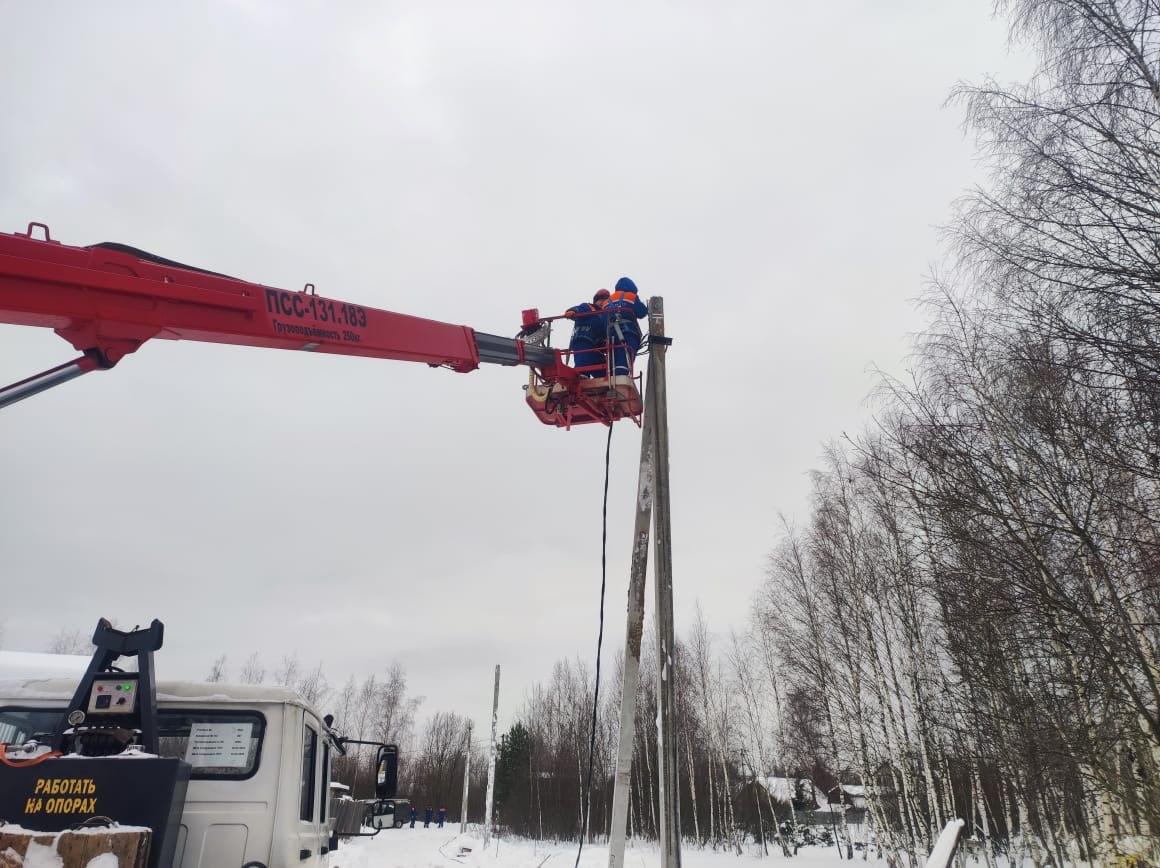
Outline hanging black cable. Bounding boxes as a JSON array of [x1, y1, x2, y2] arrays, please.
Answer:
[[575, 421, 614, 868]]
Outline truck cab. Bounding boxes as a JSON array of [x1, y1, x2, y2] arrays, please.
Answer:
[[0, 655, 360, 868]]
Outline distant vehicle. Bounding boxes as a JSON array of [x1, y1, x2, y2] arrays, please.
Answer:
[[369, 797, 410, 829]]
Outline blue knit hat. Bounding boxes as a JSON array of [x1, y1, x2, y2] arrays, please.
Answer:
[[614, 276, 638, 293]]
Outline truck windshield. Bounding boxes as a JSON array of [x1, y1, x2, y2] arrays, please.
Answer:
[[0, 707, 265, 779]]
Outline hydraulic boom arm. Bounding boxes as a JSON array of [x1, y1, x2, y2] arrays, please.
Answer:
[[0, 223, 553, 408], [0, 223, 644, 427]]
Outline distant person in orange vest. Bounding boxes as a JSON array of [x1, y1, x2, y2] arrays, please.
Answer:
[[605, 277, 647, 375]]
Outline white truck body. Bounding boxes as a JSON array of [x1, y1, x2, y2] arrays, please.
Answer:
[[0, 660, 343, 868]]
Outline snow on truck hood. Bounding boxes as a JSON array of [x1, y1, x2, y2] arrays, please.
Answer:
[[0, 652, 302, 706], [0, 650, 91, 680]]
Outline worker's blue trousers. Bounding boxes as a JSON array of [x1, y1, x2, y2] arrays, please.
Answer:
[[611, 331, 641, 376], [572, 344, 606, 377]]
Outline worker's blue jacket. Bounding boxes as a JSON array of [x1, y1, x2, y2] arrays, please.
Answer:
[[606, 277, 647, 346], [566, 302, 608, 348]]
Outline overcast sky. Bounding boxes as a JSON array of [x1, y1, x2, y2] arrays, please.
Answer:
[[1, 2, 1030, 736]]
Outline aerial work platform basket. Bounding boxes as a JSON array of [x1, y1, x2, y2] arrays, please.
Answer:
[[526, 372, 643, 428], [517, 307, 644, 429]]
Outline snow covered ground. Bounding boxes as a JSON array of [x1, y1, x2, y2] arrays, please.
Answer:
[[331, 826, 862, 868]]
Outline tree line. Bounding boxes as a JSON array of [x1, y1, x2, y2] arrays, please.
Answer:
[[759, 0, 1160, 863]]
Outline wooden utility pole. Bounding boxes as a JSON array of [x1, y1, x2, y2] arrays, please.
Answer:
[[460, 722, 473, 834], [649, 297, 680, 868], [607, 314, 658, 868], [608, 296, 679, 868], [483, 665, 501, 847]]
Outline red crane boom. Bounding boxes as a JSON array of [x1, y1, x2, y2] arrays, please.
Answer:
[[0, 223, 642, 427]]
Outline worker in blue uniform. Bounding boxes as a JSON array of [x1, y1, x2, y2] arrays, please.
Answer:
[[424, 805, 433, 827], [605, 277, 647, 375], [564, 288, 610, 377]]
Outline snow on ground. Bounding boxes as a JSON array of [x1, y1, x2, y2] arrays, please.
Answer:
[[331, 826, 863, 868]]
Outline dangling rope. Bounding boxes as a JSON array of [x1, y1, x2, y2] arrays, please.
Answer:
[[575, 421, 614, 868]]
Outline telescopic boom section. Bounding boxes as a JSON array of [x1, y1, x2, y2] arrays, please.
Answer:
[[0, 225, 553, 408]]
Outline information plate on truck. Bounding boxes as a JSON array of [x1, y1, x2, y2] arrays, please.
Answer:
[[185, 722, 252, 768]]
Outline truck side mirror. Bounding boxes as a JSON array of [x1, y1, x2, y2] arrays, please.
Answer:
[[374, 744, 398, 800]]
